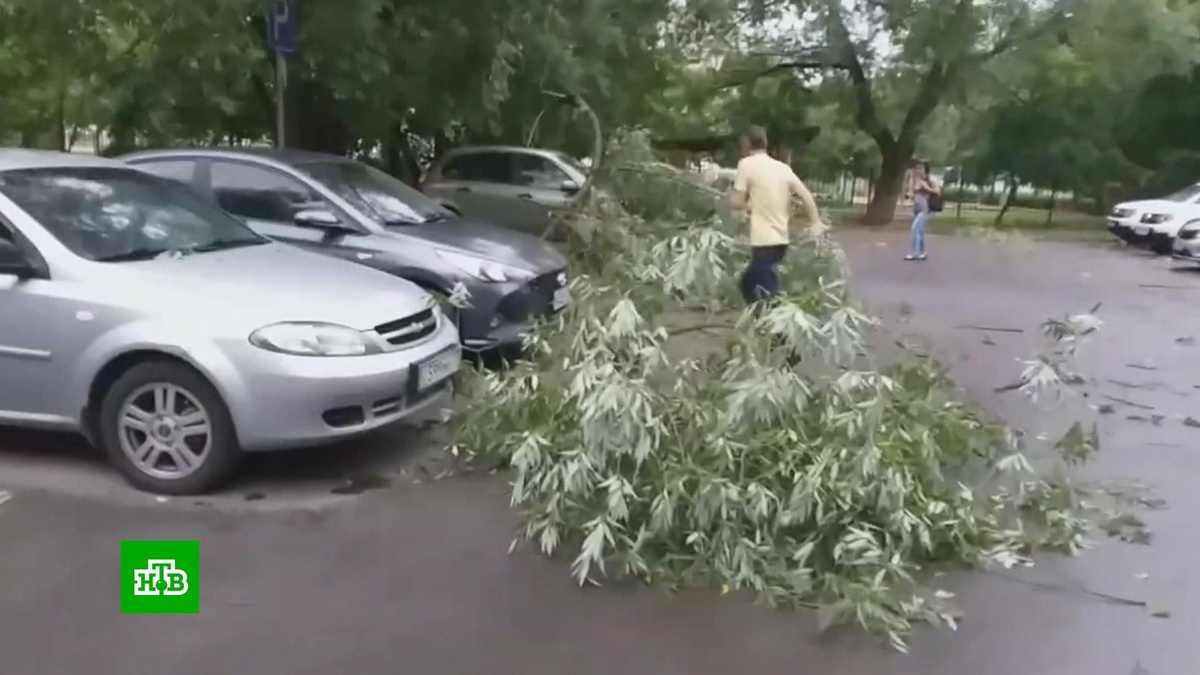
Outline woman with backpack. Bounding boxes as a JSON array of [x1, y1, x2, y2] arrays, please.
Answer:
[[906, 161, 941, 261]]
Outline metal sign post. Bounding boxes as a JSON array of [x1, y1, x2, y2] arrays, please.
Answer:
[[266, 0, 297, 148], [274, 53, 287, 148]]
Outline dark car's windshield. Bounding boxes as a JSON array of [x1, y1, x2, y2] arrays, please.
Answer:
[[300, 160, 451, 225], [0, 167, 268, 262]]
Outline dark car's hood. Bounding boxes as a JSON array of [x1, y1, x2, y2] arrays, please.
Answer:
[[384, 217, 567, 272]]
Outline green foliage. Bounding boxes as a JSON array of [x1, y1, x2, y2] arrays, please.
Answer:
[[454, 132, 1108, 651]]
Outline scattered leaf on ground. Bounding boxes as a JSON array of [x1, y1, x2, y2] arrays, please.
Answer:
[[1102, 513, 1153, 545]]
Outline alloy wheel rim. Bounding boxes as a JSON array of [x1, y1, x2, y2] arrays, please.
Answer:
[[117, 383, 212, 480]]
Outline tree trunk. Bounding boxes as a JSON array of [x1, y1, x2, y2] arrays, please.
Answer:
[[994, 175, 1019, 226], [954, 168, 965, 221], [55, 90, 67, 152], [284, 78, 353, 154], [1045, 187, 1057, 226], [861, 146, 911, 225]]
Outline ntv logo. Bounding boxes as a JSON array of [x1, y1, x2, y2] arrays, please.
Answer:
[[132, 559, 189, 596], [121, 540, 199, 613]]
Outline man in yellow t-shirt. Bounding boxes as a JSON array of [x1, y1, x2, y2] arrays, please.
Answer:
[[730, 126, 824, 304]]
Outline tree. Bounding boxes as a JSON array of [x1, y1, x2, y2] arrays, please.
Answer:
[[694, 0, 1200, 224], [959, 0, 1200, 212], [456, 130, 1124, 651]]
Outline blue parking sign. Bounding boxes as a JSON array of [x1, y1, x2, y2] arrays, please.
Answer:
[[266, 0, 297, 54]]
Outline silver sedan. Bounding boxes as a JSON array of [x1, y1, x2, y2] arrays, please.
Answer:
[[0, 150, 461, 495]]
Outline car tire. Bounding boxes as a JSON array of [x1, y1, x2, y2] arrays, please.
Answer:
[[99, 360, 241, 496]]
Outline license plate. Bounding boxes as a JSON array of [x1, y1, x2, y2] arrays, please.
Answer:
[[415, 346, 460, 392], [551, 286, 570, 311], [1107, 220, 1119, 229], [1134, 225, 1150, 235]]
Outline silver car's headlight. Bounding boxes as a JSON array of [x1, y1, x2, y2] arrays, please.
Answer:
[[1141, 213, 1172, 225], [249, 322, 377, 356], [434, 249, 526, 283]]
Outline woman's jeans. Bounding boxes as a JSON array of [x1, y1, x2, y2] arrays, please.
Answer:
[[741, 244, 787, 304], [910, 196, 930, 255]]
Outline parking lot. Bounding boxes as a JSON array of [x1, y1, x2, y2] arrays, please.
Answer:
[[1, 230, 1197, 675]]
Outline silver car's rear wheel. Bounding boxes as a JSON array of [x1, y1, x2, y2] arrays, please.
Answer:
[[99, 360, 241, 495], [117, 383, 213, 480]]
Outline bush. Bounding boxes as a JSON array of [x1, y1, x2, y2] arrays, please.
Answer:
[[453, 129, 1118, 651], [939, 187, 1099, 213]]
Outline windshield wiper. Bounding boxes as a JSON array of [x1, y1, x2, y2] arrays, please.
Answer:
[[93, 238, 265, 262], [94, 249, 173, 262], [422, 213, 449, 223], [189, 238, 268, 253]]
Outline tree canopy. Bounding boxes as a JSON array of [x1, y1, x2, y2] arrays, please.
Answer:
[[1, 0, 1199, 207]]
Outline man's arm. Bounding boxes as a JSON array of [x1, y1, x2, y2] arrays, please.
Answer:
[[789, 172, 825, 232], [730, 161, 749, 210]]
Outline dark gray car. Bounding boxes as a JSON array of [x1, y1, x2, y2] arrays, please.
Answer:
[[421, 146, 588, 237], [119, 148, 570, 354]]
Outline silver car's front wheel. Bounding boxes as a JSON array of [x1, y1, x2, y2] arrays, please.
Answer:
[[99, 361, 241, 495], [118, 383, 213, 480]]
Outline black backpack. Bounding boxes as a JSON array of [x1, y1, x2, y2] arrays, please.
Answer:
[[928, 192, 944, 213]]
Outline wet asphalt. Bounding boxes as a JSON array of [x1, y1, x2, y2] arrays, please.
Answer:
[[1, 230, 1196, 675]]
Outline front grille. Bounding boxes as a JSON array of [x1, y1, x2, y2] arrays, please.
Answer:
[[374, 308, 437, 347], [498, 269, 567, 322]]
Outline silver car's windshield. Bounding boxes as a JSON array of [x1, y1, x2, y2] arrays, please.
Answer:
[[300, 161, 452, 226], [1165, 185, 1200, 202], [0, 167, 268, 262], [553, 152, 588, 176]]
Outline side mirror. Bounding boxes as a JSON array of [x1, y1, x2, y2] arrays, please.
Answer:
[[560, 179, 580, 195], [0, 238, 36, 279], [439, 200, 462, 216], [293, 208, 343, 229]]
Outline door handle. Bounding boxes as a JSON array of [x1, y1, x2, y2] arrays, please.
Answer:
[[517, 193, 533, 199], [455, 187, 471, 193]]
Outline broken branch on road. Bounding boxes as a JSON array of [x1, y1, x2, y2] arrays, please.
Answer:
[[985, 570, 1147, 607], [956, 324, 1024, 333], [1103, 395, 1155, 410]]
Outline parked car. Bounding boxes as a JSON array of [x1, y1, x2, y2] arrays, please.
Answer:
[[421, 145, 588, 236], [1171, 218, 1200, 264], [119, 149, 571, 354], [1107, 183, 1200, 253], [0, 149, 461, 495]]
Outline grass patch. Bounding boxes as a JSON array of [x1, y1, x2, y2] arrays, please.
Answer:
[[829, 204, 1107, 241]]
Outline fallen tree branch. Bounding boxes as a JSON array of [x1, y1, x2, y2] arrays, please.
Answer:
[[668, 322, 737, 336], [1103, 395, 1154, 411], [957, 324, 1025, 333]]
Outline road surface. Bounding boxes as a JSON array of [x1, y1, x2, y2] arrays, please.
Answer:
[[0, 231, 1194, 675]]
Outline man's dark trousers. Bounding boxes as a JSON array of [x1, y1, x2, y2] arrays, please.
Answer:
[[740, 244, 787, 304]]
